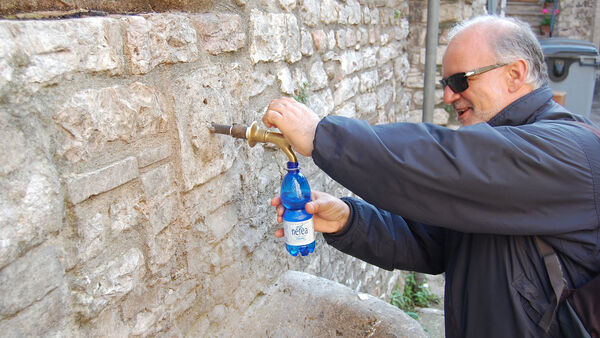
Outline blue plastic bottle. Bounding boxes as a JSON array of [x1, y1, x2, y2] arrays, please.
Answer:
[[280, 161, 315, 256]]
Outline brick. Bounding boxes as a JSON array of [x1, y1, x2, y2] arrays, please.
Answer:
[[67, 157, 139, 204]]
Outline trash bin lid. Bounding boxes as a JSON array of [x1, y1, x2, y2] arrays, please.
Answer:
[[540, 38, 599, 57]]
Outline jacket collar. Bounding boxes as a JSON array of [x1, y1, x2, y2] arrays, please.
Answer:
[[487, 85, 554, 127]]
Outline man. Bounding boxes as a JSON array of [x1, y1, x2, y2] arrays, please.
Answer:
[[263, 16, 600, 337]]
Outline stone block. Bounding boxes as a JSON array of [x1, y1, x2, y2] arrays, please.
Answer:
[[140, 163, 174, 200], [300, 28, 314, 56], [320, 0, 340, 24], [309, 60, 328, 90], [123, 14, 198, 75], [71, 248, 145, 320], [203, 203, 239, 242], [0, 287, 69, 337], [228, 271, 427, 337], [359, 69, 378, 93], [299, 0, 320, 27], [54, 82, 167, 163], [377, 85, 394, 108], [334, 101, 357, 119], [277, 66, 294, 95], [356, 92, 378, 118], [0, 246, 64, 317], [249, 9, 301, 64], [172, 65, 238, 191], [0, 17, 123, 93], [147, 192, 178, 235], [340, 50, 363, 75], [338, 0, 362, 25], [191, 13, 246, 55], [137, 143, 172, 168], [248, 67, 276, 97], [0, 122, 62, 269], [334, 76, 359, 106], [306, 89, 334, 118], [67, 156, 139, 204], [311, 29, 327, 52]]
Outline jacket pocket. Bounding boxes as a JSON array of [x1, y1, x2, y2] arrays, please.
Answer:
[[512, 273, 552, 328]]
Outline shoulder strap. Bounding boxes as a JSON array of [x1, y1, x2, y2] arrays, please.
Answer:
[[535, 236, 569, 331]]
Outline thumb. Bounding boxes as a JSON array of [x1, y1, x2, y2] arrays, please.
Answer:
[[305, 200, 319, 215]]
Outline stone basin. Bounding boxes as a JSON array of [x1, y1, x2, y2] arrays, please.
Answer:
[[230, 271, 428, 337]]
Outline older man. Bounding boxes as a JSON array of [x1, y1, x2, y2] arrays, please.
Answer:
[[263, 16, 599, 337]]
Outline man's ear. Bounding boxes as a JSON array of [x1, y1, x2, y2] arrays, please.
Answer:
[[506, 59, 528, 93]]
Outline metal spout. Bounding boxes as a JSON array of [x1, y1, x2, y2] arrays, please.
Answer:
[[210, 121, 297, 163]]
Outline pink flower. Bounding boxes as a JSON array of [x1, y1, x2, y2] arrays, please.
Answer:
[[542, 8, 549, 14], [554, 9, 559, 15]]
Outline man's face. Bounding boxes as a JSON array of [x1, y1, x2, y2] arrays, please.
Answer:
[[442, 30, 510, 127]]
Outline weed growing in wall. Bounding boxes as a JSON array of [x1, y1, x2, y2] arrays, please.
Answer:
[[390, 272, 440, 319]]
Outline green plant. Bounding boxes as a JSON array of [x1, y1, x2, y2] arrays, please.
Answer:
[[293, 82, 310, 104], [390, 273, 440, 320], [541, 7, 559, 26]]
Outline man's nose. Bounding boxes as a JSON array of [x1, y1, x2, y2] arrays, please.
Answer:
[[442, 85, 461, 104]]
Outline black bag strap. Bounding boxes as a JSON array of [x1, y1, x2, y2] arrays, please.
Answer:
[[535, 236, 569, 331]]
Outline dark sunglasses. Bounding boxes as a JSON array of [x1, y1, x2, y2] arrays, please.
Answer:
[[440, 63, 507, 93]]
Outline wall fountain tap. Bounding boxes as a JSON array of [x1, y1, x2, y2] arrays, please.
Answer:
[[209, 121, 297, 163]]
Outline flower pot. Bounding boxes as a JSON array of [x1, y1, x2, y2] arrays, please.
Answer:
[[540, 25, 551, 36]]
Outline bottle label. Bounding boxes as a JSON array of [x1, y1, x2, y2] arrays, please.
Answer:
[[284, 218, 315, 246]]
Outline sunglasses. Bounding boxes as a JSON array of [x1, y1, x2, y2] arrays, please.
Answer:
[[440, 63, 507, 93]]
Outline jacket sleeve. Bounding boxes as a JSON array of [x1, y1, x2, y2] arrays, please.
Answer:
[[323, 197, 446, 274], [312, 116, 597, 235]]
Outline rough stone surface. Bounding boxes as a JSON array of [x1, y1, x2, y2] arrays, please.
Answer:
[[123, 14, 199, 74], [54, 82, 167, 163], [67, 157, 139, 204], [229, 271, 428, 337], [192, 13, 246, 55]]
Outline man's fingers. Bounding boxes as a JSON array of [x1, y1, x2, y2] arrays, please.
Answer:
[[274, 228, 284, 238]]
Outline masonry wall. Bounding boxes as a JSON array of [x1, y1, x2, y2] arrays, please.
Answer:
[[0, 1, 419, 336]]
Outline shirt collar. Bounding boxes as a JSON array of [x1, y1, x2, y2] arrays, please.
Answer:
[[487, 86, 554, 127]]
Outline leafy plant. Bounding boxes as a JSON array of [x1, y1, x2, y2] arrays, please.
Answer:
[[541, 7, 559, 26], [293, 82, 310, 104], [390, 273, 440, 320]]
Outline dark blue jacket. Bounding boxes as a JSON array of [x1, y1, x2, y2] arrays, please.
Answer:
[[314, 86, 600, 337]]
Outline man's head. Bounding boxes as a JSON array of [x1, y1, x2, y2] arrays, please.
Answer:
[[442, 16, 549, 126]]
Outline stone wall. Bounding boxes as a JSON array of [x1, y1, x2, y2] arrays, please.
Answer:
[[554, 0, 599, 43], [405, 0, 487, 126], [0, 1, 423, 336]]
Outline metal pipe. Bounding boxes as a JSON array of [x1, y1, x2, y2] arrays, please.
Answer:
[[423, 0, 440, 123], [210, 121, 297, 163]]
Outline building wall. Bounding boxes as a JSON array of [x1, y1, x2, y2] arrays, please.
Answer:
[[0, 0, 492, 336]]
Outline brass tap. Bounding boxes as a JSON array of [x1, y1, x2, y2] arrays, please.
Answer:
[[209, 121, 297, 163]]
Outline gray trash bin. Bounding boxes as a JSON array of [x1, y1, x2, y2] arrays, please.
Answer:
[[540, 38, 600, 117]]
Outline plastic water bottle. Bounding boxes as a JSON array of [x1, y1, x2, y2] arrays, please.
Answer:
[[280, 161, 315, 256]]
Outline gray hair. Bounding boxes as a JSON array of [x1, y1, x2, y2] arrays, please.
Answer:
[[448, 15, 549, 89]]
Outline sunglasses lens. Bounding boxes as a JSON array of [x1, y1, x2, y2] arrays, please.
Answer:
[[447, 74, 468, 93]]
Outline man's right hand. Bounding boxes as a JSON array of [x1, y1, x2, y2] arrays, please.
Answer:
[[271, 190, 350, 237], [263, 97, 321, 157]]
